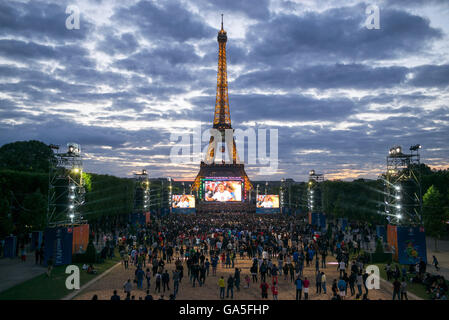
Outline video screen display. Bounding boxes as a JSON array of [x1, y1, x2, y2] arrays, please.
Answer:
[[172, 195, 195, 208], [257, 195, 280, 208], [204, 180, 242, 202]]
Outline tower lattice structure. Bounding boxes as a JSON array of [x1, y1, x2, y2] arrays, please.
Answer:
[[193, 16, 252, 196]]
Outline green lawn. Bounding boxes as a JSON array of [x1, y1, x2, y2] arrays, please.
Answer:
[[0, 250, 121, 300], [375, 263, 430, 299]]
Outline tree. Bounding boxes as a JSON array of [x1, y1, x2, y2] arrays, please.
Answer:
[[0, 140, 55, 172], [0, 195, 14, 238], [423, 185, 449, 251], [18, 190, 47, 233]]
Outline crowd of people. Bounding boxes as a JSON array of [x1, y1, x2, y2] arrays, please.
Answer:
[[86, 213, 400, 300]]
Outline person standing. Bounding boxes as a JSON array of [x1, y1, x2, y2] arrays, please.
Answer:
[[337, 277, 346, 300], [111, 290, 120, 300], [392, 278, 401, 300], [46, 256, 53, 278], [356, 272, 363, 296], [218, 276, 226, 299], [321, 250, 327, 269], [321, 272, 327, 294], [155, 272, 162, 293], [339, 260, 346, 278], [349, 272, 356, 296], [315, 271, 322, 294], [400, 278, 408, 300], [135, 267, 144, 289], [271, 281, 279, 300], [173, 270, 180, 298], [162, 270, 170, 292], [226, 275, 234, 299], [260, 280, 269, 299], [123, 279, 132, 296], [295, 276, 303, 300], [145, 268, 151, 290], [303, 277, 310, 300], [234, 268, 241, 292]]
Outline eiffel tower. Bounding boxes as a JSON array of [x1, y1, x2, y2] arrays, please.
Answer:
[[193, 15, 254, 214]]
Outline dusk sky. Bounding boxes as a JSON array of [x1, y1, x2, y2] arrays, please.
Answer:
[[1, 0, 448, 182]]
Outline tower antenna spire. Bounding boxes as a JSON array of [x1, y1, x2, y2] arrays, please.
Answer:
[[221, 13, 223, 30]]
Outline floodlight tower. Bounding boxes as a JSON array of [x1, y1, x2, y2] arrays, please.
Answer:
[[168, 177, 173, 210], [307, 170, 324, 213], [47, 143, 85, 225], [280, 178, 285, 212], [383, 145, 422, 226], [133, 169, 149, 213]]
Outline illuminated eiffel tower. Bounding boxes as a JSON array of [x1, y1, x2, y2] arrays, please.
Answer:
[[193, 15, 253, 213]]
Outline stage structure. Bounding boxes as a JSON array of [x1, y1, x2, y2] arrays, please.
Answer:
[[383, 145, 423, 226], [133, 169, 150, 213], [307, 170, 324, 214], [47, 143, 86, 225], [193, 16, 254, 213]]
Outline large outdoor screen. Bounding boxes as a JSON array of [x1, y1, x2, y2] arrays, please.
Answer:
[[172, 195, 195, 208], [257, 195, 280, 208], [204, 180, 242, 202]]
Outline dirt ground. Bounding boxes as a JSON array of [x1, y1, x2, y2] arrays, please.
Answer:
[[74, 253, 392, 300]]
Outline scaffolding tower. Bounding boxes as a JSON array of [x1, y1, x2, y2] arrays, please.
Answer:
[[307, 170, 324, 213], [47, 143, 85, 226], [133, 169, 149, 213], [383, 144, 422, 226]]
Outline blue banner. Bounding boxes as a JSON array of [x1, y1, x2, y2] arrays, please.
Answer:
[[312, 213, 327, 230], [44, 227, 73, 267], [31, 231, 43, 251], [256, 208, 280, 214], [397, 226, 427, 265], [376, 226, 387, 242], [339, 218, 348, 231], [4, 236, 17, 258], [172, 208, 196, 214]]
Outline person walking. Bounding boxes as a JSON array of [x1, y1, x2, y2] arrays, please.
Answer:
[[432, 256, 440, 271]]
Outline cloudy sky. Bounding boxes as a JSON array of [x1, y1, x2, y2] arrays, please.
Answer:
[[1, 0, 448, 181]]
